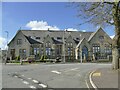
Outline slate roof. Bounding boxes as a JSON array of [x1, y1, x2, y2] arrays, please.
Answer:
[[24, 35, 43, 44], [52, 38, 63, 44], [21, 30, 93, 42], [73, 39, 80, 44]]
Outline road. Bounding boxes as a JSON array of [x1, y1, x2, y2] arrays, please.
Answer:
[[2, 63, 111, 89]]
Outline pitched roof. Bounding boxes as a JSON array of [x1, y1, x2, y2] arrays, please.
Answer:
[[24, 35, 43, 44], [21, 30, 93, 42], [76, 38, 85, 48], [88, 27, 103, 42], [52, 38, 63, 44], [73, 39, 80, 44]]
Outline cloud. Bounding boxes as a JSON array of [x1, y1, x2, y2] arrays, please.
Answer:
[[0, 37, 7, 50], [82, 30, 86, 32], [26, 20, 60, 30], [66, 28, 78, 31], [110, 35, 115, 39]]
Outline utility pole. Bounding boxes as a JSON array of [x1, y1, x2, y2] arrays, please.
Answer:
[[62, 29, 66, 63], [5, 31, 9, 64], [5, 31, 9, 46]]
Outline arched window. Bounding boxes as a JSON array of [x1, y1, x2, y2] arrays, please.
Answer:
[[67, 42, 73, 56], [46, 42, 51, 55]]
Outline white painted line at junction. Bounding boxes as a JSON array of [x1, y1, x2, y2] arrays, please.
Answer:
[[28, 78, 32, 80], [21, 75, 25, 77], [29, 86, 36, 89], [71, 68, 78, 71], [39, 84, 47, 88], [89, 70, 98, 90], [85, 80, 90, 89], [23, 81, 29, 85], [32, 80, 39, 84], [14, 75, 18, 78], [51, 70, 61, 74], [20, 79, 23, 81], [64, 68, 79, 72]]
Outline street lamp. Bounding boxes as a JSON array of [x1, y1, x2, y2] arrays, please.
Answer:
[[62, 29, 67, 63], [5, 31, 9, 46], [5, 31, 9, 64]]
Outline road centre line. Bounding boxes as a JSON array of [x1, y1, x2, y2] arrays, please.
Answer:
[[21, 75, 25, 77], [63, 68, 79, 72], [29, 86, 36, 89], [28, 78, 32, 80], [71, 68, 78, 71], [39, 84, 47, 88], [23, 81, 29, 85], [32, 80, 39, 84], [51, 70, 61, 74]]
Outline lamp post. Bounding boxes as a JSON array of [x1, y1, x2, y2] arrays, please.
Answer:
[[5, 31, 9, 64], [63, 29, 67, 63]]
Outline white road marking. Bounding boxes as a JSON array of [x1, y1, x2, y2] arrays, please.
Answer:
[[39, 84, 47, 88], [71, 68, 78, 71], [85, 80, 90, 89], [64, 68, 79, 72], [20, 79, 23, 81], [32, 80, 39, 83], [28, 78, 32, 80], [51, 70, 61, 74], [14, 75, 18, 78], [21, 75, 25, 77], [29, 86, 36, 89], [76, 74, 81, 77], [23, 81, 29, 85]]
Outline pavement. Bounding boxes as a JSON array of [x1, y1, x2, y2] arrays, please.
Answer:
[[90, 67, 120, 90]]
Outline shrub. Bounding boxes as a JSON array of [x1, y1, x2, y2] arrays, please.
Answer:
[[15, 56, 20, 61], [40, 55, 48, 62]]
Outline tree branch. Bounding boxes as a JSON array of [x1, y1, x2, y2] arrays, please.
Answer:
[[106, 20, 114, 25], [104, 2, 114, 5]]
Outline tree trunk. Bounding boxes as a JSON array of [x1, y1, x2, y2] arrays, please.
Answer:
[[112, 2, 120, 70], [112, 46, 119, 69]]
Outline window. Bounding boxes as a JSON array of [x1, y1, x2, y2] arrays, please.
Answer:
[[17, 39, 22, 45], [76, 38, 80, 40], [92, 44, 100, 54], [19, 49, 26, 58], [34, 48, 40, 55], [36, 37, 40, 39], [46, 42, 50, 47], [99, 36, 104, 43], [67, 42, 73, 47], [67, 42, 73, 56], [57, 37, 62, 40], [104, 44, 112, 54], [46, 48, 51, 55], [45, 42, 51, 56]]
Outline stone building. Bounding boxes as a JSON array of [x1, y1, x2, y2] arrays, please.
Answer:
[[8, 27, 112, 62]]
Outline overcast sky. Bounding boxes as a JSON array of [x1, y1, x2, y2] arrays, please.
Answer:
[[1, 2, 115, 50]]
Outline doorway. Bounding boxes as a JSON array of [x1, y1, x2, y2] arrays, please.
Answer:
[[82, 46, 88, 60]]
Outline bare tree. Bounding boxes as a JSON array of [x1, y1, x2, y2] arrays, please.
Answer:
[[72, 1, 120, 69]]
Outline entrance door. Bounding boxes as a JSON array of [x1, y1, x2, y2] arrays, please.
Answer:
[[19, 49, 26, 59], [10, 49, 15, 60], [82, 46, 88, 60]]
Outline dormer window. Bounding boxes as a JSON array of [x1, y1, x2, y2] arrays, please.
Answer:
[[57, 37, 62, 40], [76, 38, 80, 40], [36, 37, 40, 39]]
